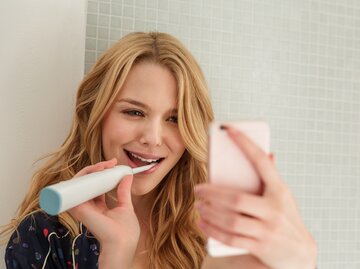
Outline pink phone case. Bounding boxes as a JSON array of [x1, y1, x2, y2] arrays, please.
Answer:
[[207, 120, 270, 257]]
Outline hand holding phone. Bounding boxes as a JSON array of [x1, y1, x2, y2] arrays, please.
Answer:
[[207, 120, 270, 257]]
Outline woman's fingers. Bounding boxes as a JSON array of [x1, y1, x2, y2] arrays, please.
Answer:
[[198, 217, 257, 253], [93, 194, 108, 212], [225, 127, 282, 192], [196, 126, 318, 268], [268, 153, 275, 164], [116, 175, 134, 209], [195, 201, 264, 239], [75, 158, 117, 177], [70, 158, 118, 216], [195, 184, 272, 220], [73, 204, 124, 241]]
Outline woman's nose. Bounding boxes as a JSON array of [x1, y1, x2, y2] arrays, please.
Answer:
[[139, 120, 163, 147]]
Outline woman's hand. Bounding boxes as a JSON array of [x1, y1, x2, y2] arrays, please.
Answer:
[[196, 126, 317, 269], [69, 158, 140, 269]]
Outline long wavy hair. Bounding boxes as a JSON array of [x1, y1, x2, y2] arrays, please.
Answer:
[[0, 32, 214, 269]]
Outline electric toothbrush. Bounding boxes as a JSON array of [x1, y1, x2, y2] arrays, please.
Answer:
[[40, 163, 155, 215]]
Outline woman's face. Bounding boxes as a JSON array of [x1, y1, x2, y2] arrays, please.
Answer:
[[102, 61, 185, 196]]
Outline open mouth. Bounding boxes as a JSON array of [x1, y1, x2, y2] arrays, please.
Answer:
[[124, 150, 164, 167]]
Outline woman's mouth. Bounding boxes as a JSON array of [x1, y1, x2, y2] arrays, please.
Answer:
[[124, 150, 164, 170]]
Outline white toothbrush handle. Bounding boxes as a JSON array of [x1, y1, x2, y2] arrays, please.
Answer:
[[40, 165, 133, 215]]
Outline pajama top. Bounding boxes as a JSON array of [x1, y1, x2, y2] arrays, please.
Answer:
[[5, 212, 100, 269]]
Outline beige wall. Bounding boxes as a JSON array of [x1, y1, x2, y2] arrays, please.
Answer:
[[0, 0, 86, 265]]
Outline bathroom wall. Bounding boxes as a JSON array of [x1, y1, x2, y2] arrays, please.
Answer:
[[0, 0, 86, 266], [85, 0, 360, 267]]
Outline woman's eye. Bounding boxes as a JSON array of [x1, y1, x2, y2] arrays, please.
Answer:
[[123, 110, 144, 117], [168, 115, 178, 124]]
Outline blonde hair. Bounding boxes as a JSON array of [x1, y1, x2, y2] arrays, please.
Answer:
[[0, 32, 214, 269]]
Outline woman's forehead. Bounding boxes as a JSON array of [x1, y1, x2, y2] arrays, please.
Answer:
[[114, 62, 179, 111]]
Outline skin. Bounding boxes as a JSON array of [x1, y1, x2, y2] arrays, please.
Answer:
[[101, 61, 185, 198], [70, 61, 186, 269]]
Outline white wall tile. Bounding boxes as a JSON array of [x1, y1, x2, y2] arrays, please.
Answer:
[[84, 0, 360, 266]]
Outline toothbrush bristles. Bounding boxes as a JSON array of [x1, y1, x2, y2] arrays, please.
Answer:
[[132, 163, 156, 174]]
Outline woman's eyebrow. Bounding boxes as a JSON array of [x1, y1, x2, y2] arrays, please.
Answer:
[[116, 98, 149, 109], [117, 98, 178, 114]]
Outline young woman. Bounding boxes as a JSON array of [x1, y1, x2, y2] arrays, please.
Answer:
[[1, 32, 317, 269]]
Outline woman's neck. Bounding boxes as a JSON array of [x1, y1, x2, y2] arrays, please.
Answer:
[[132, 192, 154, 222]]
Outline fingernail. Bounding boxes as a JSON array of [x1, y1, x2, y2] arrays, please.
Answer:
[[220, 124, 239, 134], [220, 125, 228, 130]]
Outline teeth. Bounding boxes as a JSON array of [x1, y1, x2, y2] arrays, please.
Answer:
[[130, 152, 160, 163]]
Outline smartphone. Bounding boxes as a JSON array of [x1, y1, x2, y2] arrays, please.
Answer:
[[207, 120, 270, 257]]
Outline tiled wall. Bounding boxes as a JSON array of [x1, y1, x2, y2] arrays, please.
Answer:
[[85, 0, 360, 267]]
